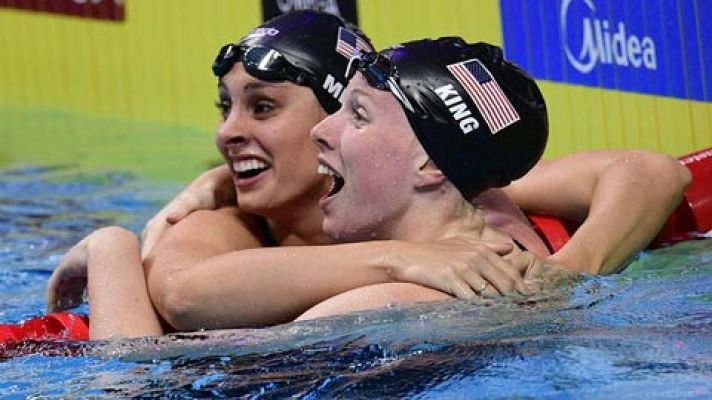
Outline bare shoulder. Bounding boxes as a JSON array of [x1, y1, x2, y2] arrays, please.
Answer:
[[152, 207, 263, 255], [296, 283, 451, 321]]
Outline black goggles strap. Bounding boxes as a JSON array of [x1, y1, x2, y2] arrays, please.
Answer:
[[346, 52, 420, 116]]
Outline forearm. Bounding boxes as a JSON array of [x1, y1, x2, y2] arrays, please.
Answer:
[[87, 227, 163, 339], [549, 152, 691, 274], [149, 241, 398, 330]]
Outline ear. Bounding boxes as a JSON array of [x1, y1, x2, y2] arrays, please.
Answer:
[[414, 158, 447, 190]]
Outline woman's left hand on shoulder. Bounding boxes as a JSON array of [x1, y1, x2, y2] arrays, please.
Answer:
[[388, 238, 533, 299]]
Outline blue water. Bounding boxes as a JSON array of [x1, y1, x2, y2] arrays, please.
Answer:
[[1, 165, 711, 399]]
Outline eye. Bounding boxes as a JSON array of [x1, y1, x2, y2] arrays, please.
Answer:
[[215, 98, 231, 120], [253, 100, 275, 116], [350, 101, 368, 127], [246, 93, 278, 119]]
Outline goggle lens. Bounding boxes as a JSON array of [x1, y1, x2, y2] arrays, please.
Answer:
[[212, 44, 310, 86], [347, 52, 423, 117]]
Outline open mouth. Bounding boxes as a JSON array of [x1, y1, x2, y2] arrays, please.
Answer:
[[233, 159, 271, 179], [317, 163, 344, 198]]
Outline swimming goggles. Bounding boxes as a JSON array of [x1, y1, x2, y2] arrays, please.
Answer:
[[212, 43, 318, 88], [345, 51, 425, 118]]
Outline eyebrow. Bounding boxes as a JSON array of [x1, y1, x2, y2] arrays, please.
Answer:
[[349, 87, 374, 103], [245, 81, 279, 92], [218, 80, 287, 95]]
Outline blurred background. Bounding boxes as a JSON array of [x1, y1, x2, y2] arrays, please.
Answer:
[[1, 0, 710, 182]]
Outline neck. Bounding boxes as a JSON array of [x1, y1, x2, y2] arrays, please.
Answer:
[[260, 186, 334, 247], [384, 187, 488, 243]]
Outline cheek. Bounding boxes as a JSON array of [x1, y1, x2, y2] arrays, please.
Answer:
[[282, 107, 323, 152], [345, 138, 412, 199], [272, 117, 322, 177]]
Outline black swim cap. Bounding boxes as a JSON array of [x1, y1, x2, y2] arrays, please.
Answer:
[[212, 10, 372, 114], [352, 37, 548, 199]]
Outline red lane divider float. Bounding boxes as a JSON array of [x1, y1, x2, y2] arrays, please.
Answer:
[[0, 312, 89, 348]]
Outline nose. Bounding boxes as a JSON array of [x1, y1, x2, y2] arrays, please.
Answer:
[[310, 111, 341, 151], [216, 108, 250, 151]]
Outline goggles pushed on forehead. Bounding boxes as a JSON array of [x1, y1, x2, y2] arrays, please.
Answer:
[[212, 43, 317, 87], [345, 52, 425, 117]]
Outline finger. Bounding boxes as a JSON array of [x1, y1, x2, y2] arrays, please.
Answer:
[[141, 217, 158, 243], [422, 269, 477, 299], [476, 255, 518, 296], [165, 193, 206, 224], [496, 251, 535, 295], [480, 283, 498, 298], [457, 264, 492, 296], [488, 252, 529, 295], [481, 241, 514, 256], [449, 279, 477, 300], [141, 222, 165, 260], [165, 209, 188, 224]]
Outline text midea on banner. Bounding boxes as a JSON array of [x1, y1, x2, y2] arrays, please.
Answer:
[[500, 0, 711, 102]]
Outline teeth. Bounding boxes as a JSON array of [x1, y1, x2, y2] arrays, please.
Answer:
[[233, 159, 269, 173], [318, 163, 339, 177]]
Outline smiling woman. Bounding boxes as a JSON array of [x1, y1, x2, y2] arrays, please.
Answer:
[[44, 11, 541, 339], [36, 9, 692, 341], [215, 69, 329, 215], [303, 38, 562, 317]]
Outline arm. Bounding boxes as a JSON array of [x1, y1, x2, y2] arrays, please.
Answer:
[[502, 150, 691, 274], [296, 283, 451, 321], [296, 249, 575, 322], [141, 165, 235, 259], [144, 209, 529, 331], [46, 227, 163, 340]]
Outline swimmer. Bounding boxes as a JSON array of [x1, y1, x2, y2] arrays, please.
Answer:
[[46, 12, 535, 339], [46, 11, 690, 339], [302, 38, 565, 317]]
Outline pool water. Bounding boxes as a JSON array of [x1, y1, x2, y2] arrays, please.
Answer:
[[1, 165, 711, 398]]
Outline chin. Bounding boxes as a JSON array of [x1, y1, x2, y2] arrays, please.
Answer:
[[321, 220, 342, 242], [235, 192, 271, 215], [323, 219, 375, 244]]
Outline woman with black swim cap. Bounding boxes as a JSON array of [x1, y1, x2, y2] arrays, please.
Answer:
[[46, 11, 541, 339], [304, 37, 572, 316], [46, 11, 689, 339], [305, 36, 689, 316]]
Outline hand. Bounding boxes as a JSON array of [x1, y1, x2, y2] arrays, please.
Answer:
[[387, 239, 532, 299], [525, 256, 581, 290], [141, 165, 235, 259], [46, 236, 91, 312]]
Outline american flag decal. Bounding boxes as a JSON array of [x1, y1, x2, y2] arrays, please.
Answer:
[[446, 58, 520, 134], [335, 26, 371, 59]]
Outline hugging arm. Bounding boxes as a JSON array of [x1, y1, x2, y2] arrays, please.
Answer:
[[46, 227, 163, 340], [144, 208, 530, 331], [144, 149, 691, 275], [141, 165, 234, 259], [503, 150, 691, 274]]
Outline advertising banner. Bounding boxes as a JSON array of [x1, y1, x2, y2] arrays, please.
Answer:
[[500, 0, 711, 102], [0, 0, 124, 21]]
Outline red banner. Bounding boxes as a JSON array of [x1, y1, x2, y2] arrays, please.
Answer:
[[0, 0, 125, 21]]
